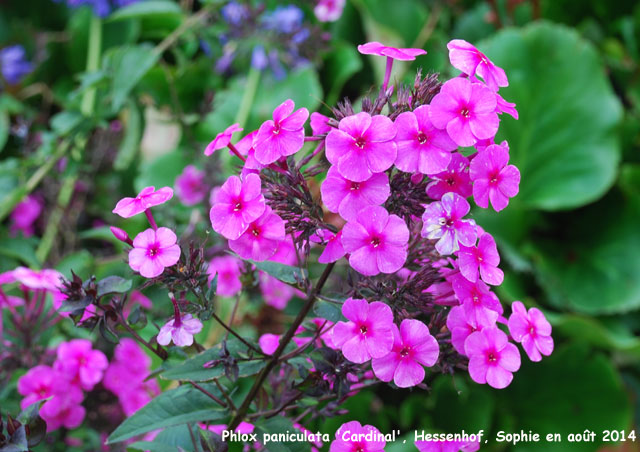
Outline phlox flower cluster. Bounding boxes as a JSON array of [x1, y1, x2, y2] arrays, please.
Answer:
[[204, 38, 552, 392], [17, 339, 107, 431]]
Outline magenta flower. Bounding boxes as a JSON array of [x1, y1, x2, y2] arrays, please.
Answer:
[[357, 41, 426, 61], [128, 227, 181, 278], [235, 130, 265, 175], [446, 305, 481, 355], [426, 153, 472, 200], [469, 144, 520, 212], [447, 39, 508, 91], [429, 78, 499, 147], [508, 301, 554, 362], [259, 333, 280, 355], [157, 313, 203, 347], [204, 123, 243, 156], [228, 206, 286, 261], [332, 298, 395, 363], [114, 338, 151, 375], [457, 231, 504, 285], [314, 0, 345, 22], [210, 174, 266, 240], [113, 186, 173, 218], [330, 420, 386, 452], [342, 205, 409, 276], [326, 112, 397, 182], [394, 105, 457, 175], [310, 112, 332, 135], [371, 319, 439, 388], [269, 236, 298, 266], [321, 166, 390, 221], [9, 195, 42, 237], [415, 439, 480, 452], [175, 165, 206, 206], [54, 339, 108, 391], [207, 256, 243, 297], [317, 229, 346, 264], [496, 92, 518, 119], [39, 391, 85, 432], [260, 272, 295, 310], [253, 99, 309, 165], [451, 274, 502, 326], [119, 380, 160, 416], [421, 192, 477, 255], [464, 326, 521, 389]]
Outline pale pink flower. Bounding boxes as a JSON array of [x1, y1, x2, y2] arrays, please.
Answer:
[[342, 205, 409, 276], [429, 77, 499, 147], [326, 112, 397, 182], [321, 165, 390, 221], [329, 420, 386, 452], [113, 186, 173, 218], [204, 123, 243, 156], [457, 231, 504, 285], [421, 192, 477, 255], [447, 39, 508, 91], [469, 143, 520, 212], [394, 105, 457, 175], [332, 298, 395, 363], [228, 206, 286, 261], [314, 0, 345, 22], [210, 173, 266, 240], [465, 326, 520, 389], [54, 339, 108, 391], [253, 99, 309, 165], [508, 301, 553, 362], [371, 319, 439, 387], [175, 165, 206, 206], [157, 313, 203, 347], [207, 256, 243, 297], [128, 227, 181, 278]]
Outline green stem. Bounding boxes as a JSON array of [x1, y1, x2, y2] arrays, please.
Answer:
[[81, 15, 102, 116], [35, 173, 75, 263], [234, 67, 261, 131]]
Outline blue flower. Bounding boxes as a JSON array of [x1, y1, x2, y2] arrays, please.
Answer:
[[262, 5, 303, 34], [251, 46, 268, 71], [221, 1, 250, 26], [0, 45, 33, 85]]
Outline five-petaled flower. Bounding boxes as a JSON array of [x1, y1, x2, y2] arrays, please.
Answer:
[[253, 99, 309, 165], [469, 143, 520, 211], [421, 192, 477, 255], [464, 326, 521, 389], [447, 39, 508, 91], [228, 206, 286, 261], [508, 301, 554, 362], [128, 227, 181, 278], [113, 186, 173, 218], [204, 123, 243, 156], [457, 231, 504, 285], [210, 173, 266, 240], [330, 420, 386, 452], [157, 314, 203, 347]]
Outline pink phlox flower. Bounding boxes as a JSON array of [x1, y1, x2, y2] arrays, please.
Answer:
[[426, 153, 472, 200], [157, 313, 203, 347], [342, 205, 409, 276], [269, 236, 298, 266], [451, 274, 502, 326], [508, 301, 553, 362], [318, 229, 346, 264], [429, 77, 499, 147], [415, 439, 480, 452], [210, 173, 266, 240], [54, 339, 108, 391], [113, 186, 173, 218], [128, 227, 181, 278], [310, 112, 332, 135], [446, 305, 481, 355], [39, 389, 86, 432], [457, 231, 503, 285], [469, 143, 520, 212], [114, 338, 152, 374], [496, 92, 518, 119], [228, 206, 286, 262], [421, 192, 477, 255], [447, 39, 508, 91], [119, 379, 160, 416], [175, 165, 206, 206], [314, 0, 345, 22], [357, 41, 426, 61], [371, 319, 439, 388], [326, 112, 397, 182], [259, 333, 280, 355], [394, 105, 457, 175], [204, 123, 243, 156], [332, 298, 395, 363], [321, 165, 390, 221], [253, 99, 309, 165], [329, 420, 386, 452], [260, 271, 294, 310], [10, 195, 42, 237], [207, 256, 243, 297], [464, 326, 520, 389]]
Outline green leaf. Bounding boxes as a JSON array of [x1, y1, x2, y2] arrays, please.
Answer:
[[96, 276, 132, 297], [114, 100, 142, 170], [499, 344, 631, 452], [255, 417, 310, 452], [108, 1, 183, 22], [135, 149, 186, 193], [50, 111, 84, 136], [530, 193, 640, 314], [129, 425, 194, 452], [479, 22, 622, 210], [55, 250, 94, 279], [0, 109, 9, 153], [0, 237, 40, 268], [250, 260, 307, 285], [160, 342, 265, 382], [107, 384, 226, 443], [324, 42, 363, 106], [312, 300, 343, 323], [108, 44, 159, 111]]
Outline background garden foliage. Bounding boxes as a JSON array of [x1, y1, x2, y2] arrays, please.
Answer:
[[0, 0, 639, 451]]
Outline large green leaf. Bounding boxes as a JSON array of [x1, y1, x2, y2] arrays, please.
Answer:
[[255, 417, 311, 452], [107, 384, 226, 443], [108, 44, 160, 111], [479, 22, 622, 210], [250, 260, 307, 286]]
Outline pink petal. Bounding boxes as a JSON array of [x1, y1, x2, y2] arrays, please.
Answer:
[[394, 359, 425, 387], [342, 298, 370, 324], [485, 365, 513, 389]]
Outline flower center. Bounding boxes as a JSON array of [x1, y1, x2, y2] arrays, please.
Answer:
[[251, 227, 261, 237], [272, 123, 281, 135], [487, 352, 497, 362], [472, 293, 480, 304], [446, 177, 456, 186], [359, 325, 368, 335], [460, 107, 471, 118], [370, 236, 381, 248], [350, 182, 361, 191], [233, 201, 243, 212], [490, 172, 499, 184], [148, 246, 159, 257], [529, 325, 536, 336], [417, 131, 428, 144], [355, 137, 367, 149], [400, 346, 411, 357]]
